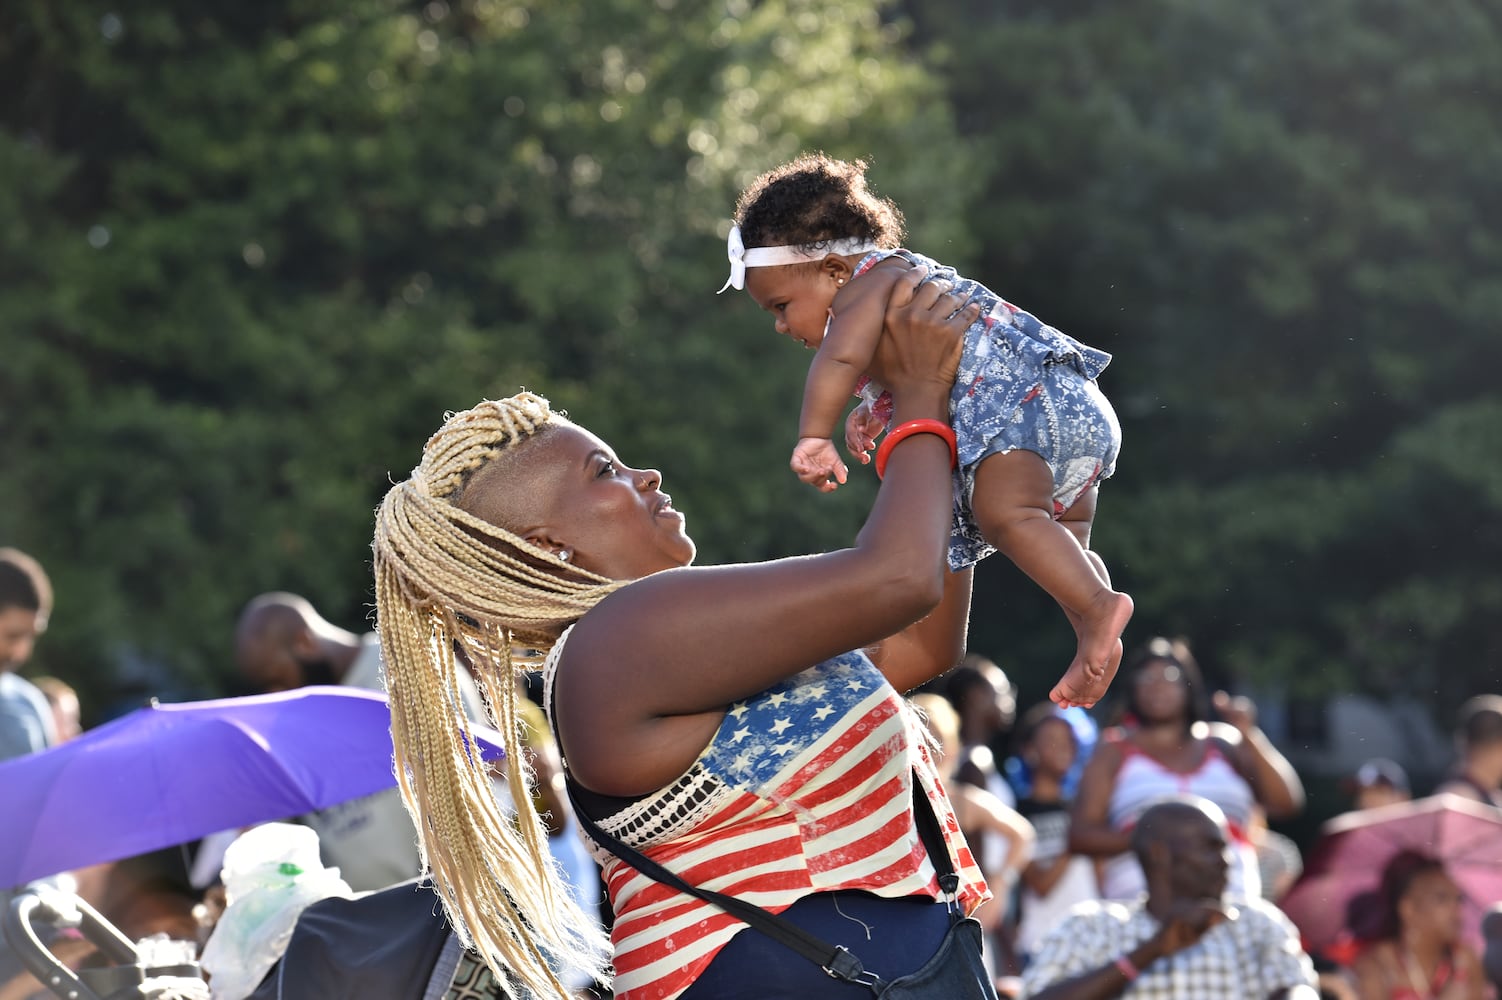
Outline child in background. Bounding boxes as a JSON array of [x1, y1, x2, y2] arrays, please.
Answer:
[[1010, 703, 1099, 964], [721, 153, 1130, 708]]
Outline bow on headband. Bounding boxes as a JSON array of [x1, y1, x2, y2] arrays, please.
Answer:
[[716, 225, 881, 294]]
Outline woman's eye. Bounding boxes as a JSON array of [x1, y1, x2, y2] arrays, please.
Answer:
[[596, 460, 617, 478]]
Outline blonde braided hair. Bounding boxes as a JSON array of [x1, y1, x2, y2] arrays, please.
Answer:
[[373, 392, 623, 996]]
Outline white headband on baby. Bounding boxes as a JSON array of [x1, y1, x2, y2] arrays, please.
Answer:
[[717, 225, 879, 293]]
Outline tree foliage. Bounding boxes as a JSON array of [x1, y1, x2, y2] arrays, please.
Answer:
[[1, 0, 1496, 728], [0, 0, 975, 707], [904, 0, 1502, 711]]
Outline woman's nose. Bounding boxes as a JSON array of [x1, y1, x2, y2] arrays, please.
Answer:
[[636, 467, 662, 491]]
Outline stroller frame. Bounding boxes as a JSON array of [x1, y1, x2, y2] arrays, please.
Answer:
[[3, 885, 205, 1000]]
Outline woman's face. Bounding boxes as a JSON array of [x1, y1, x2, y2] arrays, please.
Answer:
[[1131, 658, 1189, 724], [1401, 869, 1465, 945], [463, 422, 696, 581]]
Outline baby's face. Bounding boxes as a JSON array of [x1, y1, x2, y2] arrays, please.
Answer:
[[744, 264, 839, 351]]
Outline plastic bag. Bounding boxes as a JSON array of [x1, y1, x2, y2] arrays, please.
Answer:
[[199, 823, 353, 1000]]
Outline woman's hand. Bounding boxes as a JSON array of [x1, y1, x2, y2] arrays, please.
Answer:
[[1213, 691, 1257, 735], [869, 270, 974, 405]]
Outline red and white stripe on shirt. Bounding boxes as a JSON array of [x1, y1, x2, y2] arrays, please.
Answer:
[[545, 640, 989, 1000]]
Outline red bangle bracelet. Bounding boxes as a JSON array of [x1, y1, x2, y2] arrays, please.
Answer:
[[1114, 955, 1139, 981], [874, 418, 958, 480]]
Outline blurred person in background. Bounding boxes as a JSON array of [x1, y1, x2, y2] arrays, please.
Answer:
[[1435, 696, 1502, 809], [33, 676, 82, 743], [237, 591, 397, 695], [0, 548, 57, 761], [1481, 904, 1502, 995], [1248, 805, 1303, 904], [913, 692, 1035, 988], [235, 591, 487, 892], [0, 552, 72, 1000], [1348, 851, 1482, 1000], [1022, 796, 1319, 999], [945, 653, 1021, 811], [942, 652, 1026, 975], [1347, 758, 1413, 812], [1011, 701, 1100, 966], [1069, 636, 1304, 902]]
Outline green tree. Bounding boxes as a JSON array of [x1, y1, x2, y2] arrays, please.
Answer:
[[0, 0, 978, 710], [906, 0, 1502, 713]]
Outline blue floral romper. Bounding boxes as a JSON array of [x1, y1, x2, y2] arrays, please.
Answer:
[[854, 249, 1121, 570]]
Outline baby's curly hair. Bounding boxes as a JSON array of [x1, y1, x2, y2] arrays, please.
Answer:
[[733, 152, 905, 251]]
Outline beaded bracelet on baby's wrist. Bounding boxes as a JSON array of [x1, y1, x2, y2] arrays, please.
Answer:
[[874, 418, 959, 479]]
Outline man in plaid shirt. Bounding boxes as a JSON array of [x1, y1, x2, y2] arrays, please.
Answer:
[[1021, 796, 1318, 999]]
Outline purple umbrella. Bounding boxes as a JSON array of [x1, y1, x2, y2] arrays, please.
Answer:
[[1280, 792, 1502, 956], [0, 685, 505, 888]]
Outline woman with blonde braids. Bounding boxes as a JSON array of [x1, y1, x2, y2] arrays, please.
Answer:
[[373, 270, 991, 1000]]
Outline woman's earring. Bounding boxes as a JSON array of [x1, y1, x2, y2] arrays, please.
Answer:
[[836, 277, 846, 285], [558, 549, 571, 562]]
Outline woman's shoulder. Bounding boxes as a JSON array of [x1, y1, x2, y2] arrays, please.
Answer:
[[1203, 728, 1260, 779], [539, 623, 579, 723], [1346, 937, 1390, 973]]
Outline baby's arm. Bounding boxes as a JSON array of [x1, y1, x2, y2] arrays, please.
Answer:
[[790, 437, 848, 492], [796, 264, 908, 441]]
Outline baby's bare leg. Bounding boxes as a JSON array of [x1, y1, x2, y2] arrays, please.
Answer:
[[972, 455, 1133, 709], [1060, 487, 1113, 588], [1055, 487, 1111, 635]]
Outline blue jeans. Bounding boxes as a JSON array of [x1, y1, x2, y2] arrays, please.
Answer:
[[679, 891, 954, 999]]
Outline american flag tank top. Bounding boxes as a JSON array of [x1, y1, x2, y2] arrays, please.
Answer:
[[543, 630, 989, 1000]]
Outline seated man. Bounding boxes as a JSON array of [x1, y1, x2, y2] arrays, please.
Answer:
[[1021, 796, 1318, 999]]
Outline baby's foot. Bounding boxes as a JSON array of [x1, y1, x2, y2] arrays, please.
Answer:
[[1050, 638, 1123, 709], [1050, 591, 1134, 708]]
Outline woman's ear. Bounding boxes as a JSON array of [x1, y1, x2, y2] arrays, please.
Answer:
[[523, 531, 569, 561]]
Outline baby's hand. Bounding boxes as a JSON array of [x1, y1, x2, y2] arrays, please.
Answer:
[[844, 402, 886, 465], [791, 437, 848, 493]]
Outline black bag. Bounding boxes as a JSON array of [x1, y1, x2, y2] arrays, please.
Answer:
[[569, 772, 997, 999], [872, 913, 993, 999], [245, 878, 525, 999]]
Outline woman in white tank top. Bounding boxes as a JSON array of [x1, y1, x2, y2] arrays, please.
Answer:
[[1068, 637, 1305, 901]]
